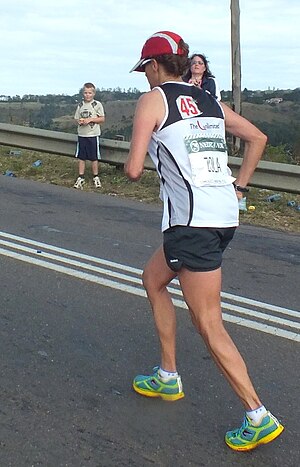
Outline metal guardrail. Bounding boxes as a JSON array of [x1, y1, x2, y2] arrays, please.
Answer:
[[0, 123, 299, 193]]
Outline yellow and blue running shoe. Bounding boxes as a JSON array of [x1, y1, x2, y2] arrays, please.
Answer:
[[133, 366, 184, 401], [225, 411, 284, 451]]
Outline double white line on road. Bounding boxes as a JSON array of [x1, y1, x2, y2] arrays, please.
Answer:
[[0, 230, 299, 343]]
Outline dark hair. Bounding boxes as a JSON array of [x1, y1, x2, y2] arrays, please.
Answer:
[[183, 53, 215, 81], [153, 39, 190, 77]]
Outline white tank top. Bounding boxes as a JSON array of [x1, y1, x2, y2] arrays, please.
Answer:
[[148, 82, 239, 232]]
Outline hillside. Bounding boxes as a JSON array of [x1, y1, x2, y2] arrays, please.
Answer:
[[242, 100, 298, 123], [52, 99, 300, 143], [0, 99, 136, 139], [1, 98, 297, 127], [46, 100, 137, 140]]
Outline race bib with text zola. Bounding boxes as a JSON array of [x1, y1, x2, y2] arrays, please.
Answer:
[[184, 135, 232, 187]]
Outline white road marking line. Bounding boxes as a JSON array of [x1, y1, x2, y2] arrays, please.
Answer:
[[0, 247, 146, 297], [1, 231, 298, 318], [0, 231, 299, 343], [0, 230, 140, 273], [0, 239, 141, 284]]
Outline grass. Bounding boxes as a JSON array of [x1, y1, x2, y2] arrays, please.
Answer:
[[1, 146, 300, 233]]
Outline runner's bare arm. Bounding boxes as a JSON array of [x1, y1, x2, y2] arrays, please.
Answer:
[[125, 91, 163, 181], [221, 102, 267, 187]]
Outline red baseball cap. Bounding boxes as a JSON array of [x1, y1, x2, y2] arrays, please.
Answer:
[[130, 31, 187, 72]]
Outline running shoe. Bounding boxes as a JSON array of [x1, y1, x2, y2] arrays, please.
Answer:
[[74, 176, 85, 189], [225, 411, 284, 451], [93, 176, 102, 188], [133, 366, 184, 401]]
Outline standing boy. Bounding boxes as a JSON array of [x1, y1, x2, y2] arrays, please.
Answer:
[[74, 82, 105, 189]]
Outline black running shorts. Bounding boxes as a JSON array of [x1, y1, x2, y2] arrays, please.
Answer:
[[75, 136, 101, 161], [163, 226, 236, 272]]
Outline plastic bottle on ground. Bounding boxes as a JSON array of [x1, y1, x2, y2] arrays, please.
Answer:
[[238, 197, 247, 211]]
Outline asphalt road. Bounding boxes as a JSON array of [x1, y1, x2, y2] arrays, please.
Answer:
[[0, 176, 299, 467]]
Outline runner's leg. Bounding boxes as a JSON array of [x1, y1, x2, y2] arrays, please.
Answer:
[[178, 267, 262, 410], [142, 246, 178, 372]]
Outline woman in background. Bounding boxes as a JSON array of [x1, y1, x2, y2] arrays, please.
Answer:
[[183, 53, 221, 100]]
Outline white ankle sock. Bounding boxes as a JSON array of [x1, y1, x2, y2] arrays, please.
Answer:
[[246, 405, 267, 424], [158, 367, 178, 381]]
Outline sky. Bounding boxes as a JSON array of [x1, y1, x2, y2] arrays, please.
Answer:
[[1, 0, 299, 97]]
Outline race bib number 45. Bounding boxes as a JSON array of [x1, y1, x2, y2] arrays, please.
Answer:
[[184, 135, 231, 187], [176, 95, 202, 119]]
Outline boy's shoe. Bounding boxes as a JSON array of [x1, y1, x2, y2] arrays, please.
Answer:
[[225, 411, 284, 451], [74, 176, 85, 189], [93, 176, 102, 188], [133, 366, 184, 401]]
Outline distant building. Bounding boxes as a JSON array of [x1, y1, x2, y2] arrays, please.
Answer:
[[265, 97, 283, 104]]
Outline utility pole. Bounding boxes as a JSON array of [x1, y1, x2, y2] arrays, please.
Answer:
[[231, 0, 241, 151]]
